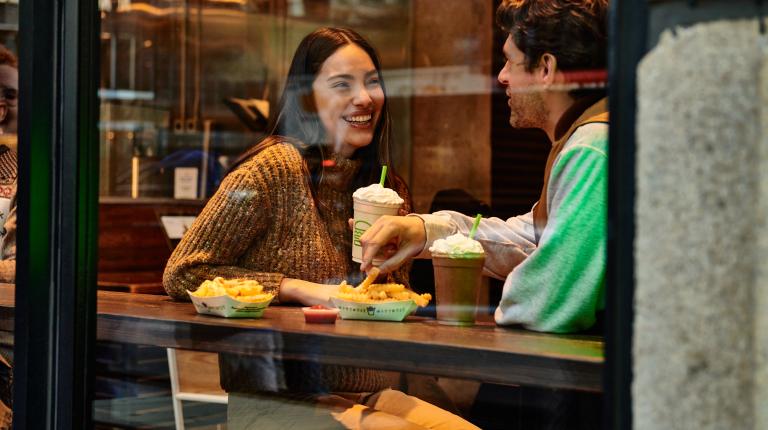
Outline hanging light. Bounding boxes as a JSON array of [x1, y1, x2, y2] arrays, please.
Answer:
[[116, 0, 131, 13], [98, 0, 112, 12]]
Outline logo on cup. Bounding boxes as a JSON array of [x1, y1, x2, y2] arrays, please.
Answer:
[[353, 219, 372, 246], [366, 306, 376, 316]]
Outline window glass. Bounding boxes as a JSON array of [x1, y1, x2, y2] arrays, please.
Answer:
[[0, 0, 17, 427], [94, 1, 606, 429], [98, 0, 413, 200]]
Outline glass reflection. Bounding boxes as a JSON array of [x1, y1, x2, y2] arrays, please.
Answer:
[[94, 0, 607, 429], [0, 36, 16, 430]]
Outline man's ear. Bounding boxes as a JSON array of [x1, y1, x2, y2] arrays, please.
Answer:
[[0, 101, 8, 127], [538, 53, 560, 88]]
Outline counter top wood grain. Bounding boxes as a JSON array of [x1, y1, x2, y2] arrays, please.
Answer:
[[0, 283, 603, 391]]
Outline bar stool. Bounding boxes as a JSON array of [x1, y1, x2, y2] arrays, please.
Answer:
[[166, 348, 228, 430]]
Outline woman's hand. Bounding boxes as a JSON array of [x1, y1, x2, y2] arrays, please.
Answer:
[[278, 278, 340, 306]]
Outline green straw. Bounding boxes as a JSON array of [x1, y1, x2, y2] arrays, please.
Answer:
[[379, 165, 388, 186], [468, 214, 482, 239]]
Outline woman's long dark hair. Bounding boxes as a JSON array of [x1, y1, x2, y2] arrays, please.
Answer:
[[229, 27, 396, 195]]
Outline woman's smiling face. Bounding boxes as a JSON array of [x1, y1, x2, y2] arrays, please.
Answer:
[[312, 43, 384, 158]]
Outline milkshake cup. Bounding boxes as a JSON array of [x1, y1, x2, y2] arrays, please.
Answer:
[[429, 233, 485, 325], [351, 183, 404, 264]]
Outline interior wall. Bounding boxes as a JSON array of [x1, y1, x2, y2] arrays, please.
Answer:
[[409, 0, 492, 213]]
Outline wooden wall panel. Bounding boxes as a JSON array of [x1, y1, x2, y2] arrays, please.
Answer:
[[98, 200, 205, 287], [410, 0, 493, 213]]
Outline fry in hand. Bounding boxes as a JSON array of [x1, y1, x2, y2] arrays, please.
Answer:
[[357, 266, 380, 291]]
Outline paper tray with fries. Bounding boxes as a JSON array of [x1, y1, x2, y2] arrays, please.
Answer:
[[330, 268, 431, 322], [188, 291, 273, 318], [187, 277, 275, 318], [330, 297, 418, 321]]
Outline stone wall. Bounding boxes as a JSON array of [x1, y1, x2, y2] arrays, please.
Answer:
[[756, 34, 768, 430], [635, 19, 767, 430]]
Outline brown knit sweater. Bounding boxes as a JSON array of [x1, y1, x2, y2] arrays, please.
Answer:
[[163, 137, 412, 394], [0, 142, 16, 284]]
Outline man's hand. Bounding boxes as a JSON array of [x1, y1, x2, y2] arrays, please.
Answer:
[[359, 215, 427, 273]]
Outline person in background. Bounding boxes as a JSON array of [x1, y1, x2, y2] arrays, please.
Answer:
[[164, 27, 477, 429], [360, 0, 609, 335], [0, 44, 17, 283], [0, 43, 17, 430]]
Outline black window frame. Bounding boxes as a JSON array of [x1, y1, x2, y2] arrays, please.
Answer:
[[604, 1, 648, 429], [13, 0, 100, 426]]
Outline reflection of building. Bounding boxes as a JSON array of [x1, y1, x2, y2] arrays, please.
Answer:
[[25, 1, 768, 430], [94, 0, 508, 218], [0, 0, 17, 53], [98, 0, 416, 198], [329, 0, 404, 24]]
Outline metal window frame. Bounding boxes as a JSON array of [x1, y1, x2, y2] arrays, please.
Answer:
[[604, 1, 648, 430], [13, 0, 99, 426]]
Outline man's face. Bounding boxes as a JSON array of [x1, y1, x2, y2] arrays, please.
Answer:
[[0, 65, 18, 134], [497, 35, 547, 130]]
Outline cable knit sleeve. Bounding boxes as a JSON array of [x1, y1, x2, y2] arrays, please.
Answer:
[[163, 143, 304, 301]]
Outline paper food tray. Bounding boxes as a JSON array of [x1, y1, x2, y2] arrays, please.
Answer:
[[188, 290, 274, 318], [330, 297, 417, 321]]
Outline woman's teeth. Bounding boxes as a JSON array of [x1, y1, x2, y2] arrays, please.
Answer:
[[345, 114, 372, 124]]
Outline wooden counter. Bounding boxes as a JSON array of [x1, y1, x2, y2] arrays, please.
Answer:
[[0, 284, 603, 392]]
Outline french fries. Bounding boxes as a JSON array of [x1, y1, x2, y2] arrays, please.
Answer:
[[357, 267, 380, 290], [190, 277, 274, 303], [337, 279, 432, 308]]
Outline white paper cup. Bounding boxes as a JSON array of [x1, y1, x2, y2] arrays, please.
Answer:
[[352, 197, 401, 264]]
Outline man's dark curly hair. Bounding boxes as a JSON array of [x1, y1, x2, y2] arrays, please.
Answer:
[[0, 44, 17, 69], [496, 0, 607, 73]]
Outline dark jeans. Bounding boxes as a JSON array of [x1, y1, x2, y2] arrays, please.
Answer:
[[470, 383, 602, 430]]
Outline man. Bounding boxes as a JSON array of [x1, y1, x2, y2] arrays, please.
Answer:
[[0, 43, 16, 430], [360, 0, 609, 334]]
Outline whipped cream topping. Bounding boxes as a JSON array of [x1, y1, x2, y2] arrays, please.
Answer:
[[352, 183, 404, 205], [429, 233, 484, 257]]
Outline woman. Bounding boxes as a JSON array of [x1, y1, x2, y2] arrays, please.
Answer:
[[164, 28, 478, 429], [164, 27, 409, 303]]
